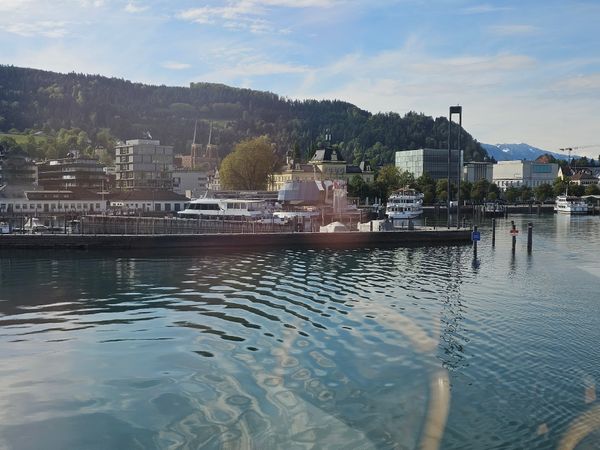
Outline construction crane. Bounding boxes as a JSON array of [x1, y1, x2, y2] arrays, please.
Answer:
[[559, 145, 600, 164]]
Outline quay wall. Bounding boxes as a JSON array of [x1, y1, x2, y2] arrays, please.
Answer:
[[0, 229, 472, 251]]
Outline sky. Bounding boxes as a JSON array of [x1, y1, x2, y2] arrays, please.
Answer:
[[1, 0, 600, 157]]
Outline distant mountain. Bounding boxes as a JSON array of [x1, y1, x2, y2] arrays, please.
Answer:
[[481, 143, 572, 162]]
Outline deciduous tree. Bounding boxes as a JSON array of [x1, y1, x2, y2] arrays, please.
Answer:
[[219, 136, 277, 190]]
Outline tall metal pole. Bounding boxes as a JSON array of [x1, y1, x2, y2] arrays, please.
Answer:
[[457, 112, 462, 229], [448, 106, 462, 229], [447, 117, 452, 228]]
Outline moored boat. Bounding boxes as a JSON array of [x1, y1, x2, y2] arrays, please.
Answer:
[[554, 195, 588, 214], [483, 202, 505, 216], [385, 188, 424, 220], [178, 198, 271, 220]]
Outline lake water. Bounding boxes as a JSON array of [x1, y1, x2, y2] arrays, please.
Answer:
[[0, 214, 599, 449]]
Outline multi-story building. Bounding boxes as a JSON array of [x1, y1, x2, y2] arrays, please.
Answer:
[[492, 160, 558, 190], [115, 139, 174, 190], [0, 148, 37, 187], [464, 162, 494, 183], [172, 170, 209, 198], [37, 156, 107, 191], [270, 145, 374, 192], [395, 148, 463, 181]]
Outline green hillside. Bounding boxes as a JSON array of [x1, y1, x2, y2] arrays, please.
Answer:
[[0, 65, 487, 164]]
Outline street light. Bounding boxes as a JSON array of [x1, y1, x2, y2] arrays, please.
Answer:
[[448, 105, 462, 228]]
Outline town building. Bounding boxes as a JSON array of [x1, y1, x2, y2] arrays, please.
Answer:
[[172, 170, 209, 198], [107, 190, 189, 214], [270, 145, 374, 192], [492, 160, 558, 190], [395, 148, 463, 181], [115, 139, 174, 190], [463, 162, 494, 183], [0, 190, 106, 215], [0, 148, 37, 188], [570, 168, 600, 186], [37, 155, 107, 191]]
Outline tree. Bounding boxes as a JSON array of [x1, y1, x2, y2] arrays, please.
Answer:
[[348, 175, 371, 201], [398, 170, 416, 189], [505, 187, 520, 203], [436, 178, 456, 202], [375, 165, 401, 199], [520, 186, 533, 202], [553, 178, 569, 197], [534, 183, 553, 202], [471, 179, 490, 203], [460, 181, 472, 202], [585, 184, 600, 195], [569, 184, 585, 197], [219, 136, 277, 190]]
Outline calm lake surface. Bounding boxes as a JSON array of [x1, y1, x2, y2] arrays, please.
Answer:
[[0, 214, 599, 449]]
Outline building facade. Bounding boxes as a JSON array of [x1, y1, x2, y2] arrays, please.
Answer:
[[172, 170, 209, 198], [0, 190, 106, 215], [0, 148, 37, 187], [270, 146, 374, 192], [115, 139, 174, 190], [464, 162, 494, 183], [108, 190, 189, 213], [395, 148, 463, 181], [492, 160, 558, 190], [37, 156, 107, 191]]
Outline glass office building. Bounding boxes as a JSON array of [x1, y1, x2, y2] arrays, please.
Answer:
[[395, 148, 463, 181]]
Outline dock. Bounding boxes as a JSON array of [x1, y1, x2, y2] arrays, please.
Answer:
[[0, 229, 472, 251]]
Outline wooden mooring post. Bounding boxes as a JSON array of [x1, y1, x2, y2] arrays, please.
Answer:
[[527, 222, 533, 254], [511, 220, 517, 254], [491, 217, 496, 247]]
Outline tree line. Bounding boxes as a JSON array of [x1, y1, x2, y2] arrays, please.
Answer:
[[347, 165, 600, 205], [0, 65, 487, 165]]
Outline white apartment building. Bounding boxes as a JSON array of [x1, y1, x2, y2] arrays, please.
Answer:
[[492, 160, 558, 190], [463, 162, 493, 183]]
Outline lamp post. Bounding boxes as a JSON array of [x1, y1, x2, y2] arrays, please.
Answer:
[[448, 105, 462, 228]]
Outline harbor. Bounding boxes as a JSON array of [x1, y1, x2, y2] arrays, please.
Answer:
[[1, 214, 598, 449]]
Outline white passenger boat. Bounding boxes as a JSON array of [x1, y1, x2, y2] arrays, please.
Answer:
[[178, 198, 270, 220], [483, 202, 505, 216], [554, 195, 588, 215], [385, 188, 424, 220]]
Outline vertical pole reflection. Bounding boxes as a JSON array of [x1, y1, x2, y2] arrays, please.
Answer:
[[558, 404, 600, 450], [420, 370, 451, 450]]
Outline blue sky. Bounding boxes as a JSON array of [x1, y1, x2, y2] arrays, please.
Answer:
[[2, 0, 600, 157]]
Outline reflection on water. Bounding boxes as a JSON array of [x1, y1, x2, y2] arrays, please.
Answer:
[[0, 214, 599, 449]]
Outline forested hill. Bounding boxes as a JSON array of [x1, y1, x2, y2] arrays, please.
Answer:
[[0, 65, 487, 164]]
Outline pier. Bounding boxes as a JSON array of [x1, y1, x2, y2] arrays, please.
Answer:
[[0, 228, 472, 250]]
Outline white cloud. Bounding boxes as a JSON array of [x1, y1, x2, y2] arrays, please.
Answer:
[[461, 4, 512, 14], [124, 2, 148, 13], [0, 0, 35, 13], [552, 73, 600, 93], [177, 0, 341, 33], [200, 59, 309, 82], [162, 61, 191, 70], [487, 24, 538, 36], [0, 21, 69, 38], [78, 0, 105, 7]]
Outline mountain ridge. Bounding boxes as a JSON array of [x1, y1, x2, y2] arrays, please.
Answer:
[[481, 143, 571, 162], [0, 65, 486, 164]]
